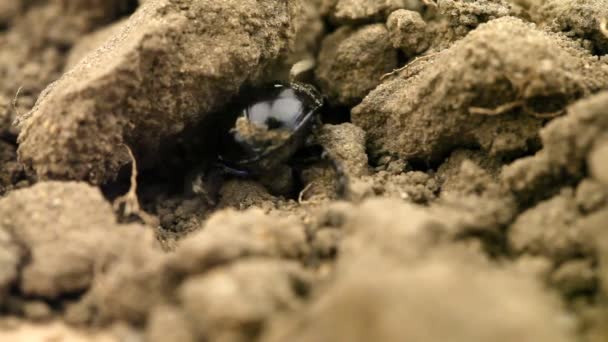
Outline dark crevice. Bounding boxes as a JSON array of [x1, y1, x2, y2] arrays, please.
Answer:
[[321, 10, 339, 35], [321, 104, 351, 124], [396, 49, 410, 67], [0, 133, 19, 146], [525, 94, 570, 116], [121, 0, 140, 17]]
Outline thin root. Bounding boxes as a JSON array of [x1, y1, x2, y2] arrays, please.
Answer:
[[380, 53, 438, 81], [469, 101, 523, 116], [298, 182, 314, 204], [113, 144, 158, 227], [12, 86, 23, 117], [601, 17, 608, 38]]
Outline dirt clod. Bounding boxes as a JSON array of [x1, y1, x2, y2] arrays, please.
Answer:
[[529, 0, 608, 55], [316, 24, 398, 106], [0, 181, 160, 325], [509, 189, 589, 262], [386, 9, 429, 56], [166, 208, 310, 276], [262, 252, 575, 342], [179, 259, 311, 342], [18, 0, 299, 184], [502, 91, 608, 201], [4, 0, 608, 340], [0, 182, 116, 298], [329, 0, 422, 24], [354, 17, 608, 164]]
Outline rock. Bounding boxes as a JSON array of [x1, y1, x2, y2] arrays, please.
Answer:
[[18, 0, 298, 184]]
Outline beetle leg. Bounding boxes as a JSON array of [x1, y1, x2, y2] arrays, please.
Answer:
[[216, 162, 251, 178], [320, 149, 350, 199], [258, 164, 295, 196], [185, 164, 225, 206], [307, 118, 350, 199]]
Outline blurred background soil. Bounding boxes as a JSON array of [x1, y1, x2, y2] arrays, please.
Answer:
[[1, 0, 608, 341]]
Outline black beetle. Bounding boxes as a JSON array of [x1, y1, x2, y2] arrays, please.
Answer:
[[188, 81, 346, 201], [218, 82, 322, 175]]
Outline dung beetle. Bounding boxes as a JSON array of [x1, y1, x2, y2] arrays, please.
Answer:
[[189, 81, 347, 201], [217, 82, 323, 177]]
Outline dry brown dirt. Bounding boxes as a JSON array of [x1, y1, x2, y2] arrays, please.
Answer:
[[2, 0, 608, 341]]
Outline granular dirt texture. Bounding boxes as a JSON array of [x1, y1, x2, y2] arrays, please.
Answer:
[[177, 259, 312, 342], [262, 251, 575, 342], [428, 0, 513, 49], [165, 208, 310, 276], [0, 0, 136, 136], [509, 189, 590, 263], [528, 0, 608, 55], [0, 182, 156, 301], [386, 9, 430, 56], [327, 0, 422, 24], [4, 0, 608, 341], [502, 91, 608, 201], [316, 23, 398, 106], [352, 17, 608, 164], [17, 0, 298, 184]]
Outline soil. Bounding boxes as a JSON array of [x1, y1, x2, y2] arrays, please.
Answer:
[[1, 0, 608, 341]]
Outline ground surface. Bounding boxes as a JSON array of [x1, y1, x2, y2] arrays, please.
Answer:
[[1, 0, 608, 341]]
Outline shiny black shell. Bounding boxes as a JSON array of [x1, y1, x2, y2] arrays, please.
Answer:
[[217, 82, 323, 175]]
